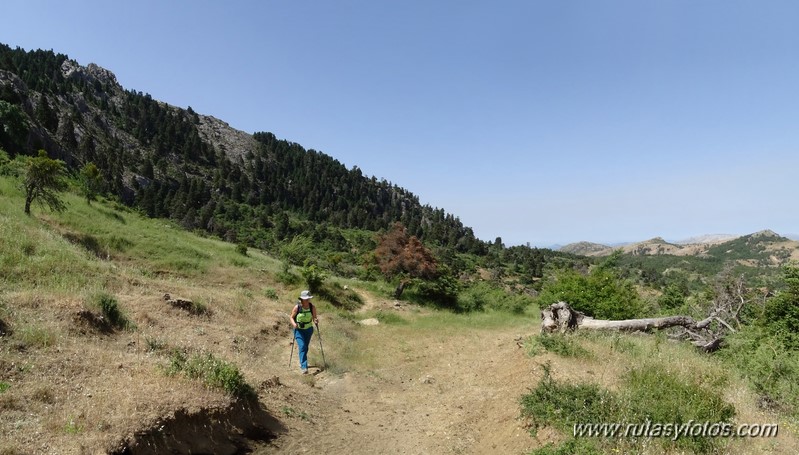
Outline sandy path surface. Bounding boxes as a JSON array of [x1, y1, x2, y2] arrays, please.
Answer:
[[257, 315, 543, 455]]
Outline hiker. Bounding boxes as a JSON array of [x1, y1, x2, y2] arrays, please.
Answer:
[[290, 290, 319, 374]]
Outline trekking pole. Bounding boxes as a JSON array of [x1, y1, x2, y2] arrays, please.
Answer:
[[315, 322, 327, 369], [288, 328, 296, 368]]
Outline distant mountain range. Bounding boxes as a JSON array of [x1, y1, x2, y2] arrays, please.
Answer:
[[559, 230, 799, 266]]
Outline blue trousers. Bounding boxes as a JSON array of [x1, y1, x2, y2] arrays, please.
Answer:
[[294, 327, 314, 370]]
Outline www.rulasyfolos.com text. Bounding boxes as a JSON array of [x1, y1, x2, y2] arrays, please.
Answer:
[[573, 420, 779, 440]]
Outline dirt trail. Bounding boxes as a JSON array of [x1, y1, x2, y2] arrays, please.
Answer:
[[257, 305, 544, 454]]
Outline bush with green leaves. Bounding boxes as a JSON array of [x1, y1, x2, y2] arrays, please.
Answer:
[[314, 281, 363, 310], [263, 287, 279, 300], [623, 364, 735, 427], [300, 262, 327, 293], [0, 149, 9, 171], [93, 292, 134, 330], [456, 281, 534, 313], [720, 325, 799, 415], [167, 350, 254, 399], [536, 263, 644, 320], [762, 264, 799, 349], [277, 261, 301, 286], [521, 361, 619, 436], [657, 283, 686, 310], [235, 243, 248, 256], [79, 162, 102, 204], [280, 235, 314, 266], [412, 272, 461, 310]]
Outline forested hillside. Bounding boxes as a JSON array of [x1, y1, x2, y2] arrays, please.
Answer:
[[0, 45, 471, 248], [0, 43, 590, 290]]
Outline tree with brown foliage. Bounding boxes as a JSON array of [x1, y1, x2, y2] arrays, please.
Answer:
[[374, 222, 438, 298]]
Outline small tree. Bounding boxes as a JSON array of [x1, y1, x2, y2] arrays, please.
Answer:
[[79, 162, 102, 204], [300, 262, 327, 294], [23, 150, 68, 215], [374, 222, 438, 298]]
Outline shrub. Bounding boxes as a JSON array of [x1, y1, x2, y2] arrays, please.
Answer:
[[720, 326, 799, 415], [536, 267, 644, 320], [277, 262, 301, 286], [145, 337, 167, 353], [94, 292, 134, 330], [413, 273, 461, 310], [620, 364, 735, 453], [300, 263, 327, 293], [657, 283, 686, 309], [315, 281, 363, 310], [457, 281, 535, 313], [166, 350, 254, 399], [235, 243, 248, 256], [521, 361, 618, 436], [263, 288, 279, 300], [280, 236, 314, 266], [762, 265, 799, 349]]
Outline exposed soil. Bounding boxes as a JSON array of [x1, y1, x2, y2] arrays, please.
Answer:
[[253, 304, 545, 454], [4, 286, 798, 454]]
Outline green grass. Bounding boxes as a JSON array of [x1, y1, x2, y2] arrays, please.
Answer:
[[1, 175, 286, 291], [371, 310, 408, 325], [17, 323, 57, 348], [90, 292, 135, 330], [526, 333, 593, 358], [521, 355, 737, 454], [166, 350, 255, 399], [63, 417, 84, 435]]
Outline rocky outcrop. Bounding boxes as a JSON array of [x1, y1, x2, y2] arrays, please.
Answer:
[[196, 114, 260, 162]]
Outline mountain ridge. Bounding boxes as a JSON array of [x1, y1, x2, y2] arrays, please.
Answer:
[[559, 229, 799, 265], [0, 43, 488, 257]]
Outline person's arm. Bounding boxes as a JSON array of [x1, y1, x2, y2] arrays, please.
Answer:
[[290, 305, 299, 329], [312, 304, 319, 325]]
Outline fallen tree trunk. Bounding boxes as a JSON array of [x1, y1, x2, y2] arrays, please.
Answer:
[[541, 301, 700, 333], [540, 302, 724, 352]]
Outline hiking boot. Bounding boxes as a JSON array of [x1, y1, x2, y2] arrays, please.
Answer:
[[302, 368, 308, 374]]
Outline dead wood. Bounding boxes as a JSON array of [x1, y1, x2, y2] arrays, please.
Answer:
[[540, 301, 729, 353]]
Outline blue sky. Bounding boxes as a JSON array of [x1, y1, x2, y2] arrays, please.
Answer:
[[3, 1, 798, 246]]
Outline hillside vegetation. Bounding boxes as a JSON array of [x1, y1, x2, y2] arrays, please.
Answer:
[[2, 42, 799, 454], [2, 163, 799, 454]]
